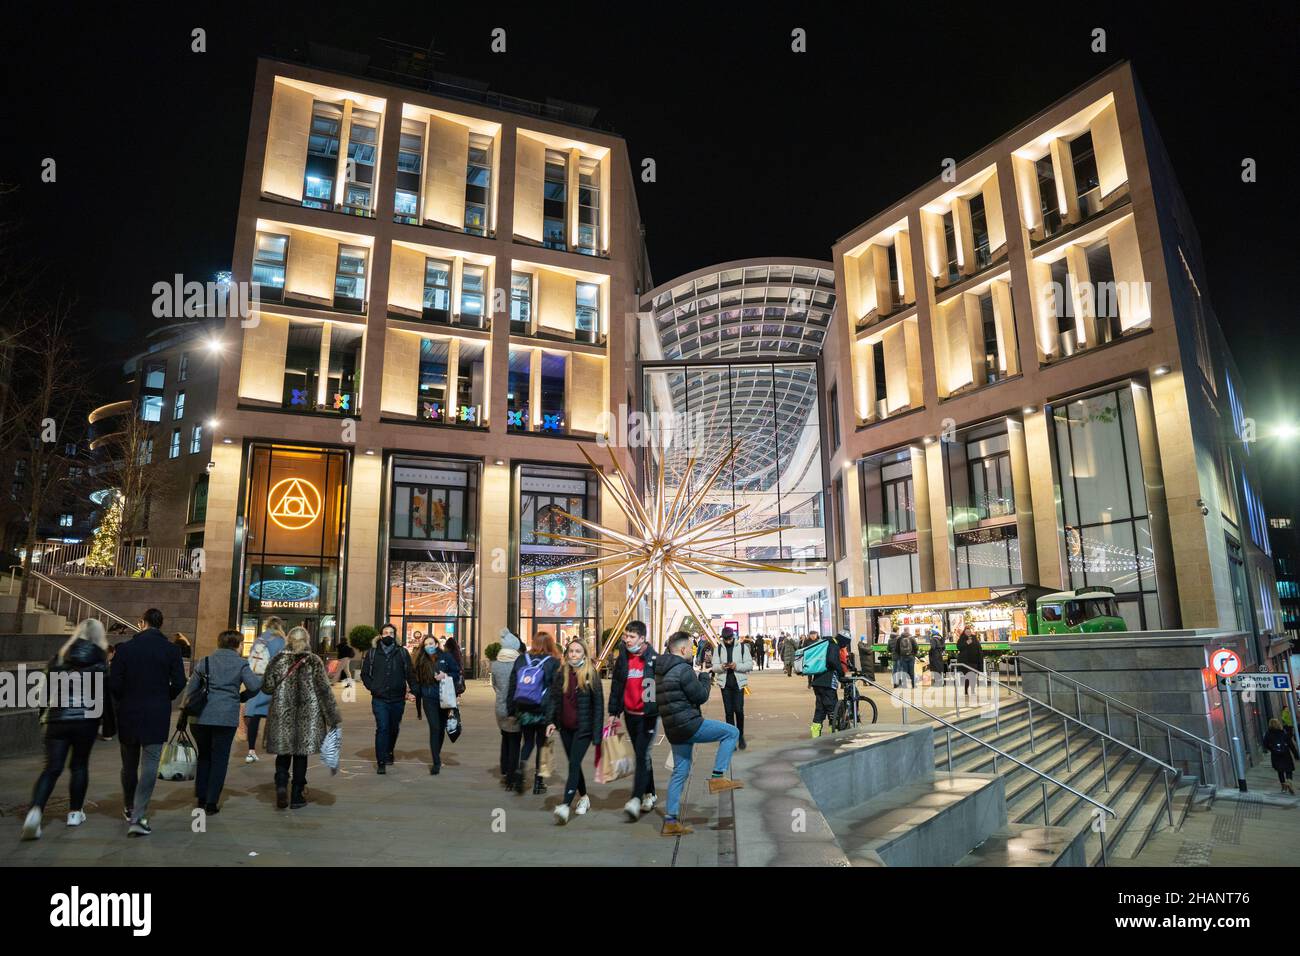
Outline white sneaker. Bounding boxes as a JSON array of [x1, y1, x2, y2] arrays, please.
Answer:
[[66, 810, 86, 827], [245, 752, 258, 763], [623, 798, 641, 822], [641, 793, 657, 813], [553, 804, 571, 825], [20, 807, 42, 841], [575, 795, 591, 815]]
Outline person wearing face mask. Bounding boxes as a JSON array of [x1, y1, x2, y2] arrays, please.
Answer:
[[711, 627, 752, 750], [361, 623, 415, 775], [546, 638, 605, 824], [410, 635, 460, 775], [607, 620, 659, 821], [491, 629, 524, 788]]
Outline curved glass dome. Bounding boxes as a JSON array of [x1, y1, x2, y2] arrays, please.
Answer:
[[646, 261, 836, 361]]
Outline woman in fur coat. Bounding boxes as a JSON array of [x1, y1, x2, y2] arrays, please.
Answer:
[[261, 627, 341, 809]]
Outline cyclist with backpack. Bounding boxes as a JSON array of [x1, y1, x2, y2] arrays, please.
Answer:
[[800, 631, 845, 738], [507, 631, 562, 794], [243, 617, 285, 764]]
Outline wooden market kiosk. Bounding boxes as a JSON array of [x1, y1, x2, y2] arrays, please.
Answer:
[[843, 585, 1053, 671]]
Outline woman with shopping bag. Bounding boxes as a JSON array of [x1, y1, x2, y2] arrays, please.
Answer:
[[181, 629, 262, 813], [411, 634, 460, 775], [545, 638, 604, 825], [260, 627, 341, 809]]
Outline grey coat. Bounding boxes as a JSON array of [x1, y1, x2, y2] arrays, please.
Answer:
[[185, 647, 262, 728], [491, 650, 521, 733]]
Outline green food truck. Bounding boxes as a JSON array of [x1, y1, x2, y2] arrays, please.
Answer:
[[1027, 585, 1128, 634]]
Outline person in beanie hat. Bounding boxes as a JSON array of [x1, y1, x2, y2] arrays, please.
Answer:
[[491, 628, 523, 788], [710, 626, 752, 749]]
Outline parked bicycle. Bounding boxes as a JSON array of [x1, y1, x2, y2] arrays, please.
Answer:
[[831, 672, 878, 730]]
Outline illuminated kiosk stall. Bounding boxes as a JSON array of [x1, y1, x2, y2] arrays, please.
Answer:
[[843, 585, 1052, 676]]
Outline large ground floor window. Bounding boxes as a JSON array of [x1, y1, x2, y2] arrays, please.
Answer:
[[387, 549, 476, 666], [955, 525, 1022, 588], [238, 443, 349, 652], [517, 554, 597, 647], [868, 540, 920, 595]]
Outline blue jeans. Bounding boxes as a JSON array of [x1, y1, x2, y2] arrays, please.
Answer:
[[372, 698, 405, 763], [667, 719, 740, 818]]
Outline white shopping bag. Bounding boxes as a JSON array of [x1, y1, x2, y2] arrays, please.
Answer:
[[320, 725, 342, 774], [439, 673, 457, 709]]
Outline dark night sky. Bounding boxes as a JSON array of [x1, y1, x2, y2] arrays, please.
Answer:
[[2, 2, 1296, 506]]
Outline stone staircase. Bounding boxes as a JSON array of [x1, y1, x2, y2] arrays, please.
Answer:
[[929, 697, 1217, 864], [736, 724, 1091, 866], [0, 593, 73, 635]]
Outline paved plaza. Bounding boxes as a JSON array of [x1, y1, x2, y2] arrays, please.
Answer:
[[0, 666, 870, 867], [3, 666, 1296, 867]]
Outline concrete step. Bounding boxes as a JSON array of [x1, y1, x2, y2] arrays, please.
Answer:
[[823, 771, 1005, 867], [1112, 773, 1189, 859], [957, 822, 1090, 867]]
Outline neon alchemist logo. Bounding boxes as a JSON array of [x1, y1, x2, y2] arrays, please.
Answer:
[[267, 477, 322, 530]]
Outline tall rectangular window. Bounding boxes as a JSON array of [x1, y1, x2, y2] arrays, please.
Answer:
[[455, 341, 487, 424], [144, 362, 166, 390], [417, 338, 449, 422], [303, 102, 342, 209], [543, 150, 568, 250], [577, 157, 600, 254], [342, 108, 379, 216], [831, 475, 846, 559], [511, 272, 533, 335], [1085, 239, 1120, 342], [969, 193, 990, 270], [169, 429, 181, 459], [507, 349, 531, 431], [140, 396, 163, 422], [178, 352, 189, 382], [942, 210, 960, 283], [394, 119, 425, 225], [539, 352, 566, 432], [1036, 155, 1061, 238], [283, 322, 323, 410], [252, 232, 288, 302], [189, 424, 202, 454], [828, 383, 841, 450], [1050, 258, 1075, 339], [575, 282, 599, 342], [979, 291, 1000, 383], [173, 391, 185, 420], [422, 258, 452, 323], [881, 460, 915, 534], [872, 342, 887, 407], [460, 264, 487, 328], [325, 326, 362, 413], [333, 245, 367, 312], [465, 133, 492, 236], [1070, 131, 1100, 196]]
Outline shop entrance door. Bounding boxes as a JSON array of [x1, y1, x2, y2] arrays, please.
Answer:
[[532, 618, 588, 648], [403, 618, 460, 652]]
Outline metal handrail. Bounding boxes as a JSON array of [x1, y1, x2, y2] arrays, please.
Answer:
[[6, 567, 136, 633], [949, 664, 1178, 774], [951, 662, 1178, 830], [856, 673, 1116, 865], [1016, 655, 1229, 757]]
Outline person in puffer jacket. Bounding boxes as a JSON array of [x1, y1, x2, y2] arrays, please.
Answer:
[[491, 628, 523, 788], [21, 619, 111, 840], [653, 631, 743, 837]]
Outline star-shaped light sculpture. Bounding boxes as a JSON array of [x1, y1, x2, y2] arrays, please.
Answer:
[[520, 441, 801, 664]]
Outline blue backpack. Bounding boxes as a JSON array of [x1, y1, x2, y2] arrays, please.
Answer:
[[514, 654, 548, 709], [796, 639, 831, 676]]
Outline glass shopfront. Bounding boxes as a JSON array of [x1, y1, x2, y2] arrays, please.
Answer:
[[515, 465, 600, 646], [386, 456, 479, 667], [238, 444, 349, 652], [1051, 385, 1160, 630]]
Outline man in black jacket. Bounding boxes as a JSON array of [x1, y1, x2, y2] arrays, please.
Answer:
[[655, 631, 742, 837], [607, 620, 659, 820], [108, 607, 186, 836], [361, 623, 414, 774]]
